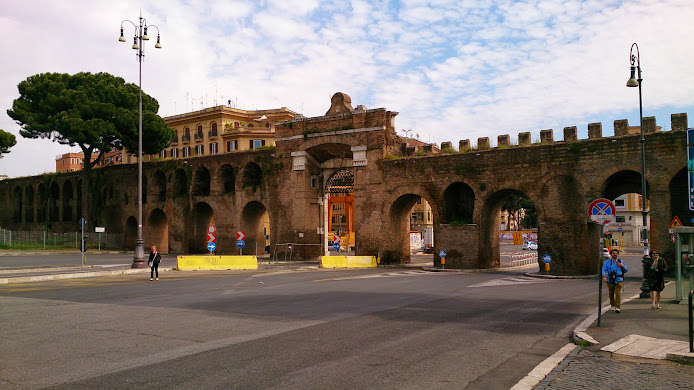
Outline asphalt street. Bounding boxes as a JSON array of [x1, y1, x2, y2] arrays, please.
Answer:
[[0, 263, 610, 390]]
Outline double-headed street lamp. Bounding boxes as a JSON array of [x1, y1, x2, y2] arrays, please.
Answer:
[[119, 13, 162, 268], [626, 42, 651, 298]]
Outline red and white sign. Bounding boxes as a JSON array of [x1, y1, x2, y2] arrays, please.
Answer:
[[333, 234, 341, 243], [207, 225, 216, 244], [671, 234, 677, 243], [588, 199, 616, 225], [236, 231, 245, 241]]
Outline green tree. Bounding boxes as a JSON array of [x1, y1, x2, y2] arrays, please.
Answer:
[[7, 72, 174, 225], [501, 193, 537, 230], [0, 129, 17, 158]]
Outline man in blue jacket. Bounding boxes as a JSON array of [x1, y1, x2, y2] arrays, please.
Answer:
[[602, 248, 628, 313]]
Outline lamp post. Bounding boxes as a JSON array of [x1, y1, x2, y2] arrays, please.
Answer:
[[119, 13, 162, 268], [626, 42, 651, 298]]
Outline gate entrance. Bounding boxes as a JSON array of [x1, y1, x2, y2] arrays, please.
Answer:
[[326, 169, 355, 254]]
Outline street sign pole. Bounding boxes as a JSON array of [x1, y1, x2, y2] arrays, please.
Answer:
[[598, 224, 604, 327]]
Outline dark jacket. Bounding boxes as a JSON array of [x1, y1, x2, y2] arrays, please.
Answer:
[[148, 251, 161, 265], [645, 257, 668, 292]]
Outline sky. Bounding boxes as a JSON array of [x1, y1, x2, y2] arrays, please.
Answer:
[[1, 0, 693, 178]]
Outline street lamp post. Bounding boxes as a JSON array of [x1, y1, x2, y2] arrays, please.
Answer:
[[626, 42, 651, 298], [119, 13, 162, 268]]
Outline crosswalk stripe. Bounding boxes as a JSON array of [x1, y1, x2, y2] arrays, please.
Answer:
[[468, 276, 551, 288]]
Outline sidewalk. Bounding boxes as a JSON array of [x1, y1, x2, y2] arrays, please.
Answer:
[[532, 281, 694, 389]]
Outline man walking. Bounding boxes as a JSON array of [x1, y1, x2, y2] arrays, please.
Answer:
[[602, 248, 628, 313]]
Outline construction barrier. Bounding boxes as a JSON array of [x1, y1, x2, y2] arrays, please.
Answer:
[[505, 253, 538, 268], [320, 256, 377, 268], [176, 255, 258, 270]]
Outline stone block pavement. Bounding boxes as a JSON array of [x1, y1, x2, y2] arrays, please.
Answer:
[[533, 281, 694, 389]]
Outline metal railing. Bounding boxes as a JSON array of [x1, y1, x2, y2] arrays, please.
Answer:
[[502, 252, 538, 268], [272, 243, 321, 262], [0, 228, 124, 250]]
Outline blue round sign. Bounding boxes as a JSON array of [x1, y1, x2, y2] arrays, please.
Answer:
[[618, 227, 622, 232], [439, 250, 447, 258], [542, 254, 552, 264], [237, 240, 245, 249], [333, 242, 341, 250], [207, 242, 216, 251]]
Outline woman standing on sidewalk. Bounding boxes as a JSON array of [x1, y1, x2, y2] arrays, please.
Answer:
[[148, 245, 161, 281], [645, 249, 667, 309]]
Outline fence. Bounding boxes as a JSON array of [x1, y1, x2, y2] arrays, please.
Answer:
[[0, 228, 124, 251], [503, 252, 538, 268]]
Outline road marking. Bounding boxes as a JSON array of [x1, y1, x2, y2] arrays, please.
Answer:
[[510, 343, 576, 390], [468, 276, 552, 288], [314, 270, 434, 282]]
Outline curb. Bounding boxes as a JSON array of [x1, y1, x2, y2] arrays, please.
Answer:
[[0, 267, 175, 284]]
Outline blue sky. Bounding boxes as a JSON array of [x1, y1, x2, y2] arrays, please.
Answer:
[[1, 0, 693, 177]]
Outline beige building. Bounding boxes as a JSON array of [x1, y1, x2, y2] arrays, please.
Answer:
[[122, 105, 298, 164]]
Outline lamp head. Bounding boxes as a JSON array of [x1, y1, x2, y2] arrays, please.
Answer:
[[132, 36, 139, 50], [626, 66, 639, 87], [154, 34, 162, 49], [119, 28, 126, 42], [142, 27, 150, 41]]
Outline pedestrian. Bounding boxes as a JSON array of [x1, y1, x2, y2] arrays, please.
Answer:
[[148, 245, 161, 281], [644, 249, 667, 309], [602, 248, 628, 313]]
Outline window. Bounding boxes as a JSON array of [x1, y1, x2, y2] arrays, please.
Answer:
[[248, 123, 254, 128], [250, 139, 265, 149], [183, 147, 190, 158], [171, 148, 178, 158], [195, 125, 204, 140], [234, 122, 239, 128], [196, 145, 204, 155], [210, 122, 218, 136], [210, 143, 218, 155], [226, 140, 237, 152], [265, 122, 270, 128], [614, 199, 625, 207], [183, 127, 191, 141], [160, 150, 166, 158], [616, 215, 626, 223]]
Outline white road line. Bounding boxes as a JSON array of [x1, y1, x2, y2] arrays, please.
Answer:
[[510, 343, 576, 390], [468, 276, 551, 288]]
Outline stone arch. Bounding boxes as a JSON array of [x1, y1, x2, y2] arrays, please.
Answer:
[[125, 216, 137, 250], [243, 162, 262, 189], [602, 170, 650, 200], [190, 202, 214, 253], [382, 192, 437, 264], [37, 183, 47, 224], [479, 189, 537, 268], [62, 180, 73, 222], [13, 186, 22, 224], [241, 201, 269, 255], [192, 167, 211, 197], [49, 182, 60, 222], [24, 186, 34, 223], [173, 169, 188, 196], [146, 208, 168, 253], [443, 182, 475, 224], [220, 164, 235, 194], [154, 170, 166, 202]]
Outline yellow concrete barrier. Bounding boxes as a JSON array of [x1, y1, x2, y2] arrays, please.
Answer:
[[177, 255, 258, 270], [320, 256, 377, 268]]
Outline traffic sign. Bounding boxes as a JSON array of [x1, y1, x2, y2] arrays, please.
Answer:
[[618, 227, 622, 232], [237, 240, 245, 249], [333, 234, 341, 243], [687, 128, 694, 210], [236, 231, 245, 241], [207, 225, 216, 244], [671, 234, 676, 244], [543, 254, 552, 264], [588, 199, 616, 225], [669, 216, 683, 230], [207, 242, 216, 252], [333, 242, 341, 251], [439, 250, 447, 258]]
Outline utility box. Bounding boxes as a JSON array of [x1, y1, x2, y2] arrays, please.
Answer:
[[672, 227, 694, 303]]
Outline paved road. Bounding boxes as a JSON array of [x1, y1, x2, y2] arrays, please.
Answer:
[[0, 265, 604, 389]]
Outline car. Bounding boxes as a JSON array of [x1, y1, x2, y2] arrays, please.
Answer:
[[603, 248, 610, 258], [522, 241, 538, 250]]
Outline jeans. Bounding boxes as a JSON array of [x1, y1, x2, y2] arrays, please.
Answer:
[[607, 281, 623, 309], [150, 263, 159, 279]]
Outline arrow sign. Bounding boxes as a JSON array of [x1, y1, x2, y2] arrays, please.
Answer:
[[439, 250, 447, 258], [333, 242, 341, 251], [588, 199, 616, 225], [237, 240, 245, 249], [207, 242, 216, 252], [236, 231, 245, 241], [207, 233, 216, 244]]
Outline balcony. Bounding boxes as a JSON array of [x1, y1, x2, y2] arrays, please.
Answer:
[[194, 133, 204, 140], [181, 135, 191, 142], [171, 136, 179, 144], [208, 131, 218, 138]]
